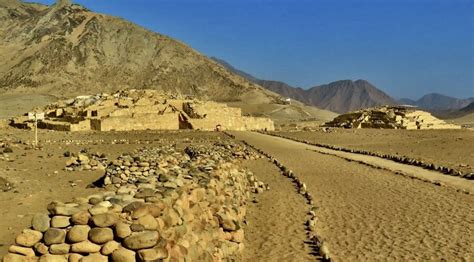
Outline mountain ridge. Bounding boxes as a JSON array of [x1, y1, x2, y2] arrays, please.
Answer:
[[398, 93, 474, 111], [212, 57, 397, 113], [0, 0, 337, 122]]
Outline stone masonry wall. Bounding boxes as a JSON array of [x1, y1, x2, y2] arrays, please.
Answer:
[[96, 114, 179, 131]]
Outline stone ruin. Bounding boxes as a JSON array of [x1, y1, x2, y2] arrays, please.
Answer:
[[324, 106, 461, 129], [2, 142, 268, 261], [10, 90, 275, 132]]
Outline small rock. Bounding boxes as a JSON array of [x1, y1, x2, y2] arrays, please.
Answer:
[[123, 231, 159, 250], [138, 247, 169, 261], [67, 225, 90, 243], [88, 227, 114, 244], [49, 243, 70, 255], [8, 245, 35, 256], [15, 229, 43, 247], [92, 212, 118, 227], [79, 253, 108, 262], [31, 213, 51, 232], [71, 211, 90, 225], [34, 242, 49, 255], [50, 216, 70, 228], [44, 228, 66, 245], [115, 222, 132, 238], [67, 254, 83, 262], [70, 241, 101, 253], [137, 214, 158, 230], [101, 240, 120, 255], [112, 247, 136, 262], [38, 254, 68, 262]]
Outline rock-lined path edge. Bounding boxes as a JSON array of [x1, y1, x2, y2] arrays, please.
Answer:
[[262, 132, 474, 194], [230, 131, 474, 261]]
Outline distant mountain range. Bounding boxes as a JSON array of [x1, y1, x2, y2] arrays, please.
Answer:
[[398, 94, 474, 111], [212, 57, 396, 113], [212, 57, 473, 114]]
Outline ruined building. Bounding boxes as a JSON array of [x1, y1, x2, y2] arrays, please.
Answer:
[[324, 106, 461, 129], [11, 90, 275, 131]]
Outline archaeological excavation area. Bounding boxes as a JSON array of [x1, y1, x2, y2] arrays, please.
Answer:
[[0, 125, 473, 261], [10, 90, 275, 132]]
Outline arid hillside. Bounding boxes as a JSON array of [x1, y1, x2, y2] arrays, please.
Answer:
[[211, 58, 397, 113], [0, 0, 336, 122], [0, 0, 265, 101]]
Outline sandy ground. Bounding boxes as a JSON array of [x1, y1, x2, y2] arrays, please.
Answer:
[[0, 129, 227, 256], [0, 127, 314, 260], [242, 158, 314, 261], [266, 134, 474, 193], [231, 131, 474, 261], [274, 129, 474, 174]]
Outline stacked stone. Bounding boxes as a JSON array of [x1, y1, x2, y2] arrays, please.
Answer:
[[65, 153, 107, 172], [4, 143, 267, 261]]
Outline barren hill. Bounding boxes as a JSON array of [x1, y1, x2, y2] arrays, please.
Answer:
[[0, 0, 276, 102], [304, 80, 397, 114], [460, 102, 474, 113], [0, 0, 337, 122], [212, 58, 397, 114], [399, 94, 474, 111]]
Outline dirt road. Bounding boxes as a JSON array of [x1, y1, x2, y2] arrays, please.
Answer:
[[231, 131, 474, 261]]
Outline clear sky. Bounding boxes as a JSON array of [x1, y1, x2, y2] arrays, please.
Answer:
[[31, 0, 473, 99]]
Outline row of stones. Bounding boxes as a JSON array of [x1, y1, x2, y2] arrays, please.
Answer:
[[223, 132, 332, 261], [3, 142, 267, 262], [64, 151, 107, 172], [264, 132, 474, 181]]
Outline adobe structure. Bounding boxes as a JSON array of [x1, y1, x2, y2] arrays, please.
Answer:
[[324, 106, 461, 129], [10, 90, 275, 132]]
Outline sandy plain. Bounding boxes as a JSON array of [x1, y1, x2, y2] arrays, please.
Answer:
[[274, 129, 474, 175], [231, 131, 474, 261], [0, 115, 473, 260]]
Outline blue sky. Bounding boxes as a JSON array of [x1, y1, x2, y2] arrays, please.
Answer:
[[31, 0, 473, 99]]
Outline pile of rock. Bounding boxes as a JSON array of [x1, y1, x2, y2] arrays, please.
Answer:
[[65, 152, 107, 172], [3, 142, 267, 261]]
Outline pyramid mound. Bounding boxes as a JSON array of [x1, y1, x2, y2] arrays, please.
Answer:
[[324, 106, 461, 129]]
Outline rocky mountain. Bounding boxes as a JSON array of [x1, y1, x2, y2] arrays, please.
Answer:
[[0, 0, 281, 103], [304, 80, 397, 114], [0, 0, 341, 122], [399, 94, 474, 111], [212, 58, 397, 113], [460, 102, 474, 113]]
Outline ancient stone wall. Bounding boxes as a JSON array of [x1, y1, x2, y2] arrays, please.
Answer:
[[96, 114, 179, 131], [10, 90, 275, 132]]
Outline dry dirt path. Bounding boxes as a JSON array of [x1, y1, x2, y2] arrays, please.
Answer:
[[242, 159, 315, 261], [230, 131, 474, 261]]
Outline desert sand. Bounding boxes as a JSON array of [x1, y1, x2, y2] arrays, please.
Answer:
[[231, 131, 474, 261], [275, 129, 474, 175], [1, 122, 473, 261]]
